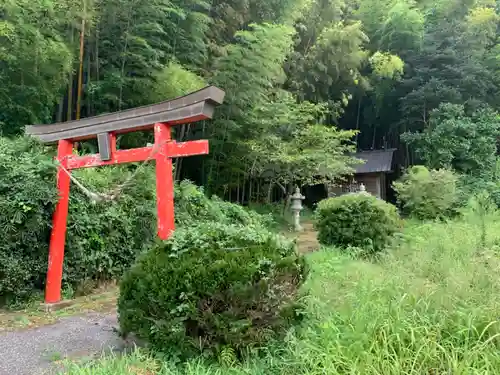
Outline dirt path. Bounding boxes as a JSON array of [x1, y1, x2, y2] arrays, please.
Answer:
[[295, 222, 320, 254], [0, 291, 123, 374], [283, 221, 320, 254], [0, 313, 124, 375]]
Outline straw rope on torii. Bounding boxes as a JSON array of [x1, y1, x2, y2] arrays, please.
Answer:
[[55, 140, 165, 203]]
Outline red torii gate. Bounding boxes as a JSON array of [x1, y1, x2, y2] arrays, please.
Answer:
[[26, 86, 225, 304]]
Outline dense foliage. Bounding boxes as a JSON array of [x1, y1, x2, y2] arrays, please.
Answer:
[[402, 104, 500, 176], [4, 0, 500, 201], [393, 166, 459, 220], [118, 222, 307, 359], [0, 137, 157, 303], [458, 160, 500, 209], [174, 181, 274, 228], [63, 167, 157, 293], [0, 136, 274, 304], [0, 137, 57, 302], [315, 193, 400, 253]]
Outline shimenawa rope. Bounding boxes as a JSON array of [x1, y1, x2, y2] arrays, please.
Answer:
[[55, 140, 166, 204]]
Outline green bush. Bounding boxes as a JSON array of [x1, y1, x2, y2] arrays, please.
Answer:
[[174, 180, 274, 228], [314, 193, 400, 253], [0, 137, 57, 303], [174, 180, 226, 225], [118, 222, 307, 359], [210, 196, 275, 227], [393, 166, 459, 220]]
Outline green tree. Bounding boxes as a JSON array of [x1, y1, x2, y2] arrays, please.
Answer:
[[206, 23, 296, 193], [402, 103, 500, 175], [246, 91, 359, 198], [0, 0, 74, 134], [286, 0, 370, 109]]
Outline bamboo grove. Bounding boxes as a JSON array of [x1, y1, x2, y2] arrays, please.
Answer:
[[1, 0, 500, 202]]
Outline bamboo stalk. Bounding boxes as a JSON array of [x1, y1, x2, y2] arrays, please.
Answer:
[[87, 39, 91, 117], [248, 178, 253, 204], [67, 31, 74, 122], [242, 178, 246, 205], [76, 2, 86, 120], [236, 175, 240, 204]]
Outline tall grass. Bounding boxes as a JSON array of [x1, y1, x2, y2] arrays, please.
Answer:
[[281, 215, 500, 374], [63, 213, 500, 374]]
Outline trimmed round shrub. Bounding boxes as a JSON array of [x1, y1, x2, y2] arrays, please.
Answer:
[[314, 193, 400, 253], [118, 222, 307, 359], [392, 166, 458, 220]]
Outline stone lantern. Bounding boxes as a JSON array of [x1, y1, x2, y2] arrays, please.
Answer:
[[290, 186, 305, 232]]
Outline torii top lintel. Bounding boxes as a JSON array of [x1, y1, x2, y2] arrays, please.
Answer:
[[25, 86, 225, 143]]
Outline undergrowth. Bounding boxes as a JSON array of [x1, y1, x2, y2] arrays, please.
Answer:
[[249, 202, 314, 231], [64, 213, 500, 374]]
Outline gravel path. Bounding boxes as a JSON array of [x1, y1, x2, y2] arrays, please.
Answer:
[[0, 313, 125, 375]]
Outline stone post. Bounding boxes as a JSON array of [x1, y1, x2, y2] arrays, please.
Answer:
[[290, 186, 305, 232]]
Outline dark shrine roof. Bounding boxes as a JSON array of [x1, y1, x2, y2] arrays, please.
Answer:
[[353, 148, 396, 174]]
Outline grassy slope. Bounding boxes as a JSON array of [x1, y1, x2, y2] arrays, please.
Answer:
[[63, 214, 500, 374]]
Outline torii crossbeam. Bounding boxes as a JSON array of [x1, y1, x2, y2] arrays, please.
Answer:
[[26, 86, 225, 304]]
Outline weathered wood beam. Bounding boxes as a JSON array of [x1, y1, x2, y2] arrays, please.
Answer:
[[25, 86, 225, 143]]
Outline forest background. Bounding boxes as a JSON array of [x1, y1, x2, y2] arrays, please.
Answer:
[[3, 0, 500, 203]]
